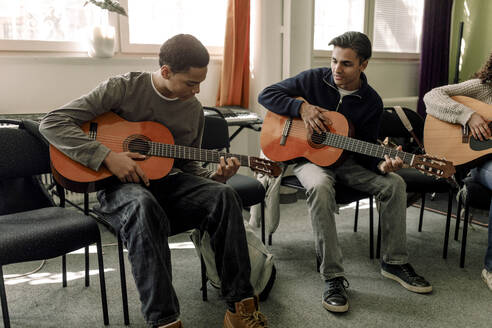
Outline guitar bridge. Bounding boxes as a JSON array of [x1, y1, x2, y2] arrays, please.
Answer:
[[89, 122, 98, 140], [280, 118, 292, 145], [462, 125, 469, 143]]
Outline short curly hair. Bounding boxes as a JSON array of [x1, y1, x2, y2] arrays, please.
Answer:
[[474, 51, 492, 84], [158, 34, 209, 73]]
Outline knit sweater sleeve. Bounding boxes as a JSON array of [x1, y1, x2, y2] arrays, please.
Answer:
[[423, 79, 486, 126]]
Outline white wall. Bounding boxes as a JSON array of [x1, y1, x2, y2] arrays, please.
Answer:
[[0, 55, 221, 114]]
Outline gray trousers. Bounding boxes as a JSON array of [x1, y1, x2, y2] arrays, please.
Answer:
[[293, 156, 409, 280]]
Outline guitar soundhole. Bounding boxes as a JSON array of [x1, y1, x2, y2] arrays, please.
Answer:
[[124, 134, 151, 155], [311, 131, 327, 144]]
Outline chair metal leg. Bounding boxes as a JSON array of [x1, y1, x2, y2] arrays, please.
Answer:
[[96, 240, 109, 325], [58, 185, 68, 288], [260, 201, 266, 244], [84, 193, 90, 287], [455, 198, 462, 241], [369, 196, 374, 259], [117, 235, 130, 325], [200, 255, 208, 301], [268, 233, 272, 246], [460, 204, 470, 268], [354, 200, 359, 232], [442, 191, 453, 259], [62, 254, 67, 287], [85, 246, 90, 287], [376, 213, 381, 259], [418, 193, 425, 232], [0, 266, 11, 328]]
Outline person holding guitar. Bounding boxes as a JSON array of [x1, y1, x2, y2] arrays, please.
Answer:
[[424, 51, 492, 292], [258, 31, 432, 313], [39, 34, 268, 328]]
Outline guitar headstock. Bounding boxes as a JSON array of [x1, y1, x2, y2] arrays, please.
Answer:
[[249, 157, 282, 177], [412, 154, 456, 179]]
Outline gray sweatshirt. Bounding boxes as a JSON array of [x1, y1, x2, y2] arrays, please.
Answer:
[[39, 71, 213, 178], [423, 78, 492, 126]]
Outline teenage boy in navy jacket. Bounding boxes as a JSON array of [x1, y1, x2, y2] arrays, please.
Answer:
[[258, 31, 432, 313]]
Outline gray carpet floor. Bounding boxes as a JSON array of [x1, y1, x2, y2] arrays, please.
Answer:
[[2, 199, 492, 327]]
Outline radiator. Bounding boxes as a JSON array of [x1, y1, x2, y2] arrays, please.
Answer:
[[382, 97, 419, 111]]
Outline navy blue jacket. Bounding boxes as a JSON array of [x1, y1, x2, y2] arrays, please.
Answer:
[[258, 67, 383, 172]]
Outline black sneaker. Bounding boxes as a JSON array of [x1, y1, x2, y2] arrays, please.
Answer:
[[381, 262, 432, 293], [322, 277, 349, 312]]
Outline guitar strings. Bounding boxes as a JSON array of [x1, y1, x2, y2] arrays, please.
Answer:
[[281, 122, 411, 160], [82, 134, 250, 161]]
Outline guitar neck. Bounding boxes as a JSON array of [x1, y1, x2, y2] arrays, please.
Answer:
[[321, 132, 414, 164], [150, 141, 251, 166]]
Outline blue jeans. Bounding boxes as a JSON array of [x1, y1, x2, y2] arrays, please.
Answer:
[[470, 161, 492, 272], [94, 172, 254, 327], [293, 156, 408, 280]]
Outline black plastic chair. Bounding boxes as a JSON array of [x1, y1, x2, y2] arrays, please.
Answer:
[[202, 115, 267, 242], [63, 195, 131, 325], [280, 175, 376, 260], [376, 107, 457, 259], [455, 177, 492, 268], [0, 120, 109, 328]]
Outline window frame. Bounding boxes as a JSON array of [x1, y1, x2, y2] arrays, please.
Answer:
[[117, 0, 224, 57], [0, 0, 224, 56], [313, 0, 422, 60], [0, 39, 85, 52], [0, 1, 118, 53]]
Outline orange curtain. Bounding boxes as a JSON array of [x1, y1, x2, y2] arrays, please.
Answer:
[[216, 0, 250, 108]]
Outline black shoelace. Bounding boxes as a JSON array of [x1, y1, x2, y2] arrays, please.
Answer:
[[325, 277, 349, 296], [400, 263, 418, 277]]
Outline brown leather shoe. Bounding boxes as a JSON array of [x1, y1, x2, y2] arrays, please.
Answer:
[[159, 319, 183, 328], [223, 296, 268, 328]]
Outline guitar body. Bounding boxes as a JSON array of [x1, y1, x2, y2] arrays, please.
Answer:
[[424, 96, 492, 167], [50, 112, 174, 192], [50, 112, 282, 193], [260, 110, 349, 166]]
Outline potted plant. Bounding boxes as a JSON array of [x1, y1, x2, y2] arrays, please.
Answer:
[[84, 0, 127, 58]]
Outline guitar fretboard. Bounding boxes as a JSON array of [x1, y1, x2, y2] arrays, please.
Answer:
[[320, 132, 414, 164], [150, 142, 250, 166]]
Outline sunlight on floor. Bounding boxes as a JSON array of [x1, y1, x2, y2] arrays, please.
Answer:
[[67, 241, 195, 255], [4, 241, 196, 286], [339, 198, 372, 210], [169, 241, 195, 249], [4, 268, 115, 286]]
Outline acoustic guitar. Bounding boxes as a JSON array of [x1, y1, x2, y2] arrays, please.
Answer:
[[424, 96, 492, 167], [50, 112, 281, 192], [260, 110, 455, 179]]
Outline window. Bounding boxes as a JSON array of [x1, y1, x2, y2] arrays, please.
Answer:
[[313, 0, 365, 51], [119, 0, 227, 55], [0, 0, 107, 52], [0, 0, 227, 55], [372, 0, 424, 53], [314, 0, 424, 55]]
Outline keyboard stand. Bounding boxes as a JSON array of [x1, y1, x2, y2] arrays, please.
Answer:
[[229, 122, 262, 142], [203, 106, 263, 142]]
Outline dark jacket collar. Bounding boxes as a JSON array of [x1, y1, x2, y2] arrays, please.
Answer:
[[322, 68, 368, 98]]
